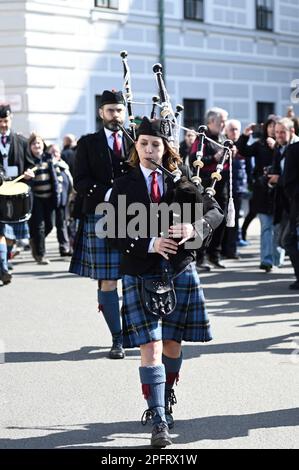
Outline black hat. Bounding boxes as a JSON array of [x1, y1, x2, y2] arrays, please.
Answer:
[[0, 104, 11, 118], [137, 117, 173, 142], [99, 90, 125, 108]]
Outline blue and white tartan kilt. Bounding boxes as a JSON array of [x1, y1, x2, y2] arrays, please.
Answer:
[[121, 261, 212, 348], [69, 214, 121, 280], [0, 221, 30, 240]]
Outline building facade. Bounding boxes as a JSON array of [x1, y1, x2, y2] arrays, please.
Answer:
[[0, 0, 299, 142]]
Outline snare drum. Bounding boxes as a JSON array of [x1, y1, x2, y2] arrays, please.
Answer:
[[0, 182, 33, 223]]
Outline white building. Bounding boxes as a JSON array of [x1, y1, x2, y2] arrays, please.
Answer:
[[0, 0, 299, 142]]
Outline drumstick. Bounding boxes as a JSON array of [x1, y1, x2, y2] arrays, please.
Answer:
[[8, 166, 38, 185]]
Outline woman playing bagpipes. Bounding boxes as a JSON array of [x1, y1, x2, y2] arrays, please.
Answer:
[[108, 116, 224, 448]]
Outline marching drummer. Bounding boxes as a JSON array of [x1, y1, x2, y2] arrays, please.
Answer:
[[0, 103, 33, 285]]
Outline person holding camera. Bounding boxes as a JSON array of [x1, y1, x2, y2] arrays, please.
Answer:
[[236, 117, 278, 271], [266, 118, 299, 270]]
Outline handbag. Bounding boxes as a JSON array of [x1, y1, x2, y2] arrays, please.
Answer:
[[139, 268, 177, 319]]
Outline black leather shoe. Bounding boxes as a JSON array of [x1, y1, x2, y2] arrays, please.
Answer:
[[208, 257, 226, 269], [289, 281, 299, 290], [109, 332, 125, 359], [60, 251, 73, 257], [260, 263, 272, 273], [1, 272, 12, 285], [151, 422, 172, 448]]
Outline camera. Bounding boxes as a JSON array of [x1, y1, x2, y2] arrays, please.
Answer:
[[263, 165, 275, 176], [263, 166, 276, 188], [252, 124, 263, 139]]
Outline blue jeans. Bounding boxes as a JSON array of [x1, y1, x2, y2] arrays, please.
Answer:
[[258, 214, 285, 267], [0, 240, 8, 275]]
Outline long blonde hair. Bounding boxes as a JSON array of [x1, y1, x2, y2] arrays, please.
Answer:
[[129, 139, 182, 172]]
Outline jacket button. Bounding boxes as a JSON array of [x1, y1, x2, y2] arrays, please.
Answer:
[[126, 250, 130, 254], [130, 243, 134, 247]]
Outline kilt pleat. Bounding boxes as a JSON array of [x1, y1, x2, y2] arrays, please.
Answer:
[[0, 221, 30, 240], [69, 214, 121, 280], [121, 262, 212, 348]]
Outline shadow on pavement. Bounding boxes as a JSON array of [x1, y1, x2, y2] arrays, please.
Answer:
[[1, 407, 298, 449], [200, 269, 299, 318], [182, 332, 299, 359], [5, 331, 299, 363], [4, 346, 140, 363]]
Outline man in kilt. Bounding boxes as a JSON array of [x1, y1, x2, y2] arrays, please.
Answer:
[[69, 90, 132, 359], [108, 117, 224, 448], [0, 104, 34, 285]]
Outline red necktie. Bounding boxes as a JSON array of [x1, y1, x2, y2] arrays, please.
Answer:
[[150, 171, 161, 203], [112, 132, 122, 158]]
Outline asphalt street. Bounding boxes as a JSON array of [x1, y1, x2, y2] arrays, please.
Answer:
[[1, 220, 299, 449]]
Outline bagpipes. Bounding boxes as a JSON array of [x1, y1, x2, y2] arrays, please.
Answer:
[[120, 50, 137, 141], [119, 53, 235, 228], [152, 62, 235, 228]]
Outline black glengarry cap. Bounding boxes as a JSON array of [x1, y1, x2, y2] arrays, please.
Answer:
[[0, 103, 12, 118], [136, 117, 173, 142], [99, 90, 125, 108]]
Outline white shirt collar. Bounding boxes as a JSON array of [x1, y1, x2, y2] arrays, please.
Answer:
[[1, 129, 11, 138], [139, 163, 162, 179], [0, 130, 11, 157], [104, 127, 123, 140]]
